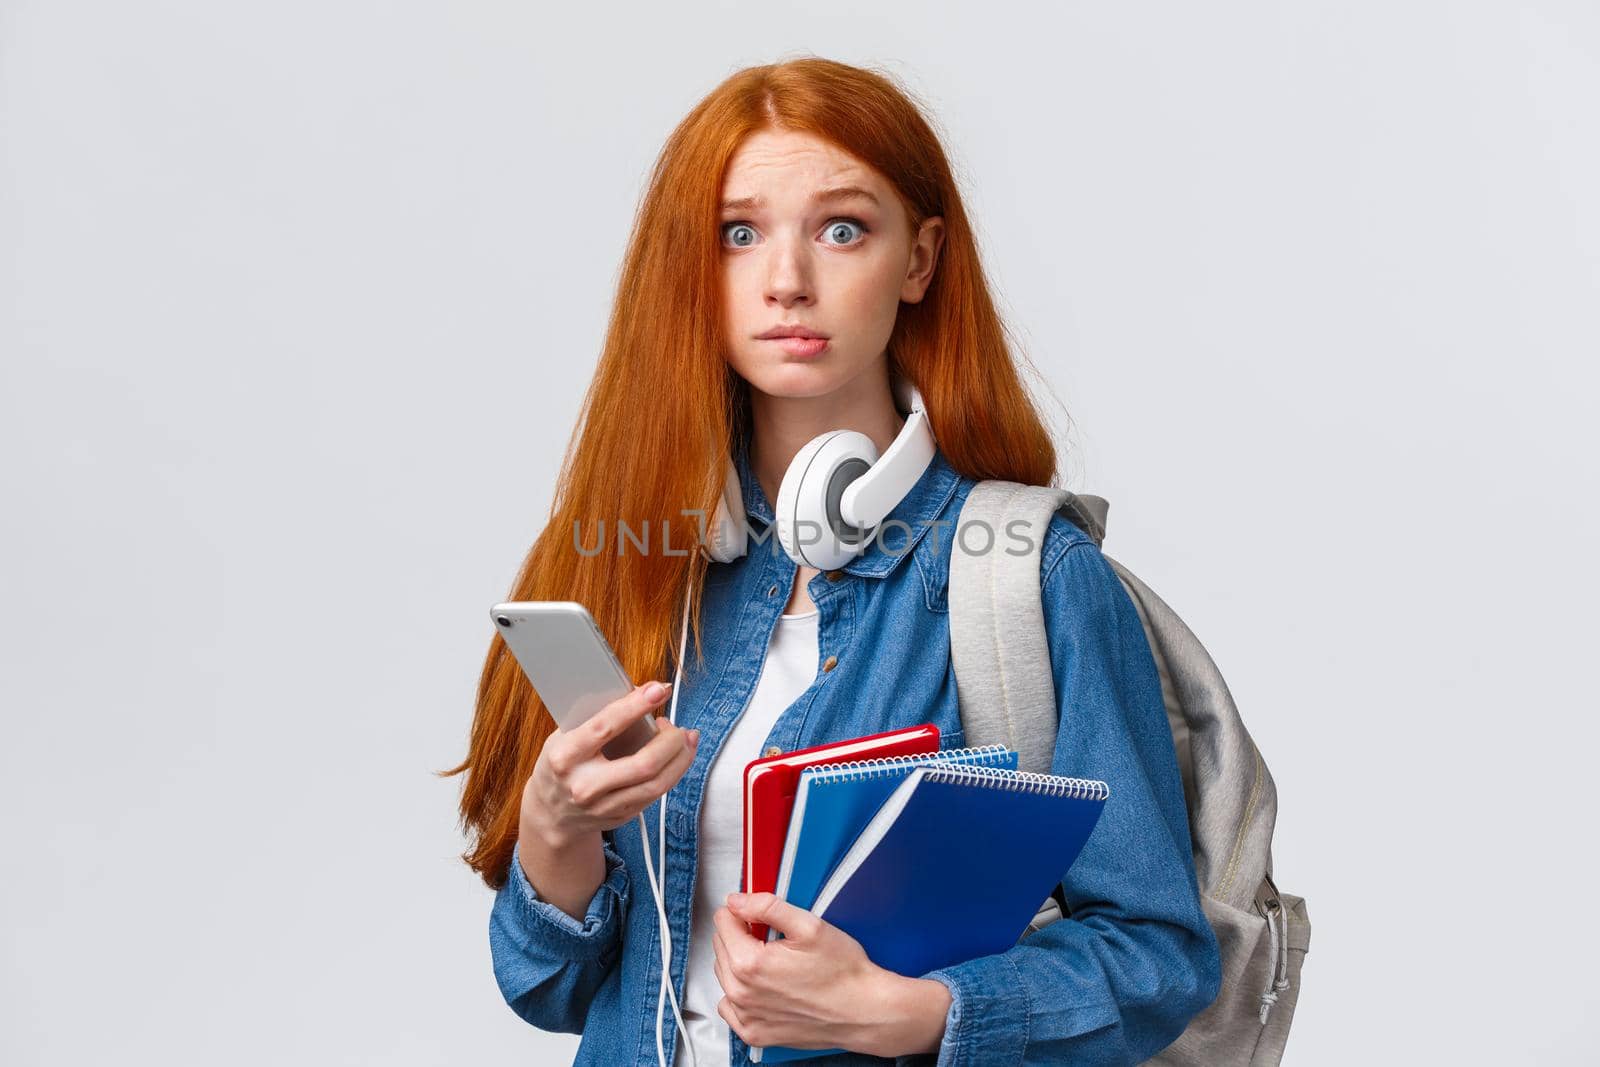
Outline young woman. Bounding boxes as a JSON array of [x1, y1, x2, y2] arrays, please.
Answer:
[[446, 57, 1220, 1067]]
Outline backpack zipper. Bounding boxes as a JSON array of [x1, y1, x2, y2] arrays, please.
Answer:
[[1257, 874, 1292, 1023]]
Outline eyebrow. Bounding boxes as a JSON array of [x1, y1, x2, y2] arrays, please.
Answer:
[[719, 185, 881, 213]]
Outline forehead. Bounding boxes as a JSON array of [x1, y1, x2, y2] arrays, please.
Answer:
[[720, 129, 880, 199]]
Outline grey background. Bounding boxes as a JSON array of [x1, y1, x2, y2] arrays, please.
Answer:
[[3, 2, 1595, 1063]]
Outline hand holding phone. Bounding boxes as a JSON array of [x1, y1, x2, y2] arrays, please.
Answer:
[[521, 681, 701, 842], [490, 600, 701, 843]]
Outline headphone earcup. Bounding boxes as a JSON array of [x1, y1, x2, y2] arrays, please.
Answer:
[[704, 455, 746, 563], [775, 430, 878, 569]]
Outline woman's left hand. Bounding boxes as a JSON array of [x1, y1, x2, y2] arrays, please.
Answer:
[[711, 892, 950, 1057]]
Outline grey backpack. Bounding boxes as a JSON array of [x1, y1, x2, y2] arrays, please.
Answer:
[[948, 481, 1311, 1066]]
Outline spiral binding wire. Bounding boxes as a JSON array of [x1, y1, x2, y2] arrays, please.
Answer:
[[803, 744, 1013, 784], [919, 761, 1111, 801]]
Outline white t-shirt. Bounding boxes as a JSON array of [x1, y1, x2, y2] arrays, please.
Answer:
[[673, 608, 820, 1067]]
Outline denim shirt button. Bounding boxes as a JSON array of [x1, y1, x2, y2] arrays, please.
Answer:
[[822, 655, 838, 672], [824, 569, 844, 582], [763, 745, 781, 757]]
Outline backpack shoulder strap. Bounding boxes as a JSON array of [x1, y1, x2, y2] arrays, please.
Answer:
[[1059, 492, 1109, 548], [949, 480, 1101, 774]]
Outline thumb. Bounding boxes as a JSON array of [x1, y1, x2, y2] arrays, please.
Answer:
[[727, 892, 820, 941], [572, 682, 669, 757]]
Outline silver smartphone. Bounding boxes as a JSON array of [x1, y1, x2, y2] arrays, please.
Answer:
[[490, 601, 660, 759]]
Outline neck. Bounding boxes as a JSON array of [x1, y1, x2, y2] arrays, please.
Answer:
[[747, 363, 907, 511]]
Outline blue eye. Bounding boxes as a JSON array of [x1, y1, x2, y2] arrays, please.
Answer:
[[720, 218, 871, 249], [722, 222, 757, 248], [822, 218, 867, 246]]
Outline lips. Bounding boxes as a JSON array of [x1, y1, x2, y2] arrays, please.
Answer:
[[756, 325, 830, 340], [756, 324, 830, 358], [767, 336, 830, 357]]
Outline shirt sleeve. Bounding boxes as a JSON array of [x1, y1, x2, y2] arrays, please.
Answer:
[[488, 829, 632, 1034], [919, 539, 1222, 1066]]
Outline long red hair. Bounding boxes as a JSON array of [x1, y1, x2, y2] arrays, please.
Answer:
[[442, 56, 1064, 889]]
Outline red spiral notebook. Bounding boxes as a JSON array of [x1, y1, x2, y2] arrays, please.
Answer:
[[740, 723, 941, 941]]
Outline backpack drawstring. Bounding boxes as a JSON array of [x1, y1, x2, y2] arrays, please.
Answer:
[[1257, 898, 1292, 1023]]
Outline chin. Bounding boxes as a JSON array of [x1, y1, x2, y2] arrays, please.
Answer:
[[741, 366, 851, 401]]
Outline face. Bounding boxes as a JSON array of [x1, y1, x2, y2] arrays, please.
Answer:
[[718, 128, 944, 401]]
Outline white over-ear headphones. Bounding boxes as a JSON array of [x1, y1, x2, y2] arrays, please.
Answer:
[[706, 375, 937, 569], [649, 374, 934, 1067]]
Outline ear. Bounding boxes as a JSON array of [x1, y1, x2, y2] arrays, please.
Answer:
[[900, 215, 946, 304]]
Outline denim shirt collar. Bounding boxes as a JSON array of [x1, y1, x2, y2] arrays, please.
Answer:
[[731, 432, 962, 580]]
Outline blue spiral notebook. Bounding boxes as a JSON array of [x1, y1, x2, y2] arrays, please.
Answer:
[[771, 745, 1019, 931], [752, 747, 1016, 1064], [751, 761, 1108, 1064]]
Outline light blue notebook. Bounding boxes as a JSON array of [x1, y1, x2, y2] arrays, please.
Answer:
[[750, 745, 1017, 1065]]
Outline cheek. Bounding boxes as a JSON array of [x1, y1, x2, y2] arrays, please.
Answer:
[[725, 260, 772, 316], [841, 254, 908, 327], [720, 269, 751, 339], [720, 269, 763, 374], [720, 266, 743, 321]]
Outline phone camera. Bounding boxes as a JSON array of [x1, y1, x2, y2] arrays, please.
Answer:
[[495, 615, 513, 628]]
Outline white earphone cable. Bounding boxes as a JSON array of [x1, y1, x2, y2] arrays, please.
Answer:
[[641, 575, 698, 1067]]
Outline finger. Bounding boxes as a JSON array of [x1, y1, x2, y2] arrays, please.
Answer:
[[727, 892, 821, 942], [571, 682, 671, 759], [711, 901, 763, 977], [716, 888, 762, 939], [711, 929, 736, 994], [710, 906, 759, 981], [716, 996, 750, 1044], [717, 896, 748, 943], [604, 729, 698, 815], [590, 711, 695, 795], [712, 938, 754, 1017], [710, 921, 752, 979]]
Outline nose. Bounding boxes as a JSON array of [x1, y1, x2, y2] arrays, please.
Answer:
[[763, 232, 814, 309]]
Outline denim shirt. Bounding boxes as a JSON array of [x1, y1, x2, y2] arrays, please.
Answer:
[[488, 440, 1222, 1066]]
